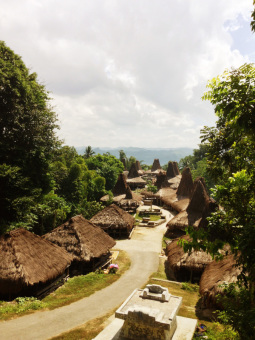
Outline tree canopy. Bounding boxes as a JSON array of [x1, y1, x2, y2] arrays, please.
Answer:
[[182, 64, 255, 337]]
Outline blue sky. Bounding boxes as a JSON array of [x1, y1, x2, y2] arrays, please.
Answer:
[[1, 0, 254, 149]]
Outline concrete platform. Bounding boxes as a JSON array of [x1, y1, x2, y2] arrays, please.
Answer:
[[93, 315, 197, 340]]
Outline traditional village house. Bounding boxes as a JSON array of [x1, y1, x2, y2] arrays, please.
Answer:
[[126, 162, 146, 189], [0, 228, 72, 299], [166, 161, 181, 189], [166, 178, 210, 237], [160, 167, 193, 212], [44, 215, 116, 276], [90, 203, 135, 238], [165, 235, 212, 283]]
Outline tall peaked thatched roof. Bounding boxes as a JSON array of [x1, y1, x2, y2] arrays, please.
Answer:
[[166, 235, 212, 281], [187, 178, 210, 214], [166, 162, 176, 179], [151, 159, 161, 172], [90, 204, 135, 233], [112, 173, 130, 196], [44, 215, 116, 262], [176, 167, 193, 198], [167, 178, 211, 234], [173, 161, 180, 175], [135, 160, 142, 171], [199, 254, 241, 308], [0, 228, 72, 296], [128, 163, 139, 179], [155, 172, 169, 189]]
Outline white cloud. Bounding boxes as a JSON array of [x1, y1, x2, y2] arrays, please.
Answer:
[[0, 0, 254, 148]]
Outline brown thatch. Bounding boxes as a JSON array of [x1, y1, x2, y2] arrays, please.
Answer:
[[176, 167, 193, 198], [155, 172, 169, 189], [44, 215, 116, 263], [126, 176, 146, 190], [112, 173, 130, 196], [151, 158, 161, 172], [168, 175, 181, 189], [173, 161, 180, 175], [160, 187, 178, 206], [0, 228, 72, 298], [199, 254, 241, 308], [165, 235, 212, 283], [166, 162, 176, 179], [135, 160, 142, 171], [167, 178, 211, 236], [128, 162, 139, 178], [90, 204, 135, 237]]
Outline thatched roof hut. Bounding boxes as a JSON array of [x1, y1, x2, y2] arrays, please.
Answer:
[[128, 163, 139, 179], [165, 235, 212, 283], [112, 173, 130, 196], [176, 167, 193, 198], [135, 160, 143, 175], [44, 215, 116, 275], [166, 178, 210, 237], [151, 159, 161, 172], [0, 228, 72, 299], [90, 204, 135, 238], [199, 254, 241, 308], [126, 176, 146, 189]]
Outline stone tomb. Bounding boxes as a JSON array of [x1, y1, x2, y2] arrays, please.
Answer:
[[115, 284, 182, 340]]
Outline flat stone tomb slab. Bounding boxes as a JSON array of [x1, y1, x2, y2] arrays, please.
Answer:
[[115, 285, 182, 340]]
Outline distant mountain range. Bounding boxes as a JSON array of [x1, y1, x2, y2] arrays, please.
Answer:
[[75, 146, 194, 165]]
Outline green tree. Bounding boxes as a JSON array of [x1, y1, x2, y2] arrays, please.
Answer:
[[85, 154, 124, 191], [182, 64, 255, 338], [84, 145, 95, 159], [0, 41, 60, 231]]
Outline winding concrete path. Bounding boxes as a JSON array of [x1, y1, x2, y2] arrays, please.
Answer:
[[0, 209, 172, 340]]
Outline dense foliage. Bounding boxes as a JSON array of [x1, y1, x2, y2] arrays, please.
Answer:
[[179, 144, 215, 190], [0, 42, 121, 235], [182, 64, 255, 338]]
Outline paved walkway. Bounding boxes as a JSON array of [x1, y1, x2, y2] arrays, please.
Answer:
[[0, 209, 172, 340]]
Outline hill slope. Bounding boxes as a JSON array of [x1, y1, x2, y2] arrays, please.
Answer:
[[76, 146, 193, 165]]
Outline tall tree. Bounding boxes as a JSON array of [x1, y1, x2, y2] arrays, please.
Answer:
[[182, 64, 255, 337], [0, 41, 60, 231], [84, 145, 95, 159]]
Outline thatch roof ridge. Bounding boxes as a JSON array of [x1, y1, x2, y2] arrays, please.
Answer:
[[176, 167, 193, 198], [187, 178, 210, 214], [112, 173, 130, 196], [135, 160, 142, 171], [44, 215, 116, 261], [199, 254, 241, 308], [166, 235, 212, 271], [166, 162, 176, 179], [155, 172, 169, 189], [128, 163, 139, 178], [151, 159, 161, 172], [0, 228, 72, 295], [173, 162, 180, 175]]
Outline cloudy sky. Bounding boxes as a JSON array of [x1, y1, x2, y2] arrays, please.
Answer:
[[1, 0, 254, 149]]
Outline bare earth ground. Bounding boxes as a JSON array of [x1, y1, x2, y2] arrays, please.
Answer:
[[0, 208, 172, 340]]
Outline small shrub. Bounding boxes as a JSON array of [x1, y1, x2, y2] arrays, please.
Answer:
[[181, 282, 199, 292]]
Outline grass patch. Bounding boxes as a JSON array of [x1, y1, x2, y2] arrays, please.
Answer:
[[0, 250, 130, 321], [135, 212, 161, 225], [49, 310, 115, 340]]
